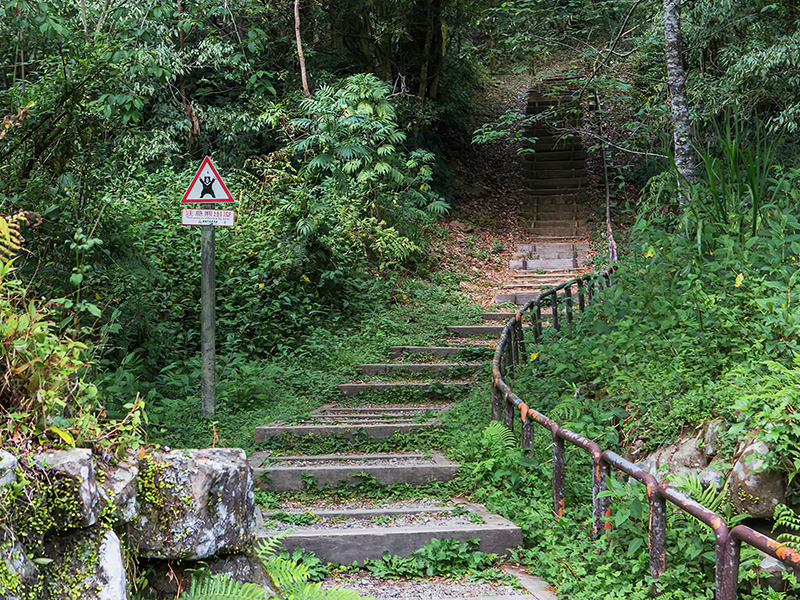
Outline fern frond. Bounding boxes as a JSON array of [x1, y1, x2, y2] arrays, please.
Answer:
[[548, 394, 584, 423], [256, 533, 288, 561], [264, 556, 310, 589], [669, 472, 728, 514], [182, 573, 273, 599], [482, 421, 516, 452], [775, 504, 800, 552]]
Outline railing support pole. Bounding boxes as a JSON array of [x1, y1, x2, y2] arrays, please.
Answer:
[[592, 453, 610, 536], [565, 285, 574, 326], [552, 295, 560, 332], [648, 485, 667, 578], [535, 305, 542, 342], [720, 534, 740, 600], [491, 382, 503, 422], [503, 398, 515, 430], [516, 315, 527, 362], [521, 417, 533, 454], [578, 278, 586, 312], [552, 431, 566, 517]]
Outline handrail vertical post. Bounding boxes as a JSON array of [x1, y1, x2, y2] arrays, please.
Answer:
[[565, 285, 573, 326], [503, 397, 515, 430], [521, 417, 533, 454], [720, 533, 740, 600], [552, 293, 560, 332], [552, 430, 566, 517], [578, 278, 586, 312], [648, 485, 667, 578], [491, 381, 503, 422], [587, 281, 594, 304], [592, 452, 610, 536], [535, 305, 543, 341], [516, 315, 527, 361]]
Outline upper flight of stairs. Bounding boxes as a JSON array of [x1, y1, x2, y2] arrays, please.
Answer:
[[495, 77, 594, 305]]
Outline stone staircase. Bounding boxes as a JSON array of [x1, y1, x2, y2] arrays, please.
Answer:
[[495, 78, 593, 305], [250, 313, 555, 598]]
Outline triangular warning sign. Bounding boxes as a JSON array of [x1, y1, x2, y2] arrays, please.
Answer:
[[182, 156, 234, 203]]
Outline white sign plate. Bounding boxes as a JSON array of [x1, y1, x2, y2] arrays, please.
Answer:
[[182, 156, 234, 202], [182, 209, 235, 226]]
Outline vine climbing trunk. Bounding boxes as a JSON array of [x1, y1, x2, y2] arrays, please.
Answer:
[[294, 0, 310, 97], [664, 0, 695, 205]]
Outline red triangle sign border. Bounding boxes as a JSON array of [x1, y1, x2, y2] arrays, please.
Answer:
[[181, 156, 234, 203]]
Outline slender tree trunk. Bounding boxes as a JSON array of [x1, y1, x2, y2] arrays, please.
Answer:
[[664, 0, 695, 205], [294, 0, 310, 97]]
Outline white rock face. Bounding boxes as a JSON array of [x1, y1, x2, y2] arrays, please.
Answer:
[[33, 448, 100, 527], [97, 531, 127, 600], [129, 448, 257, 560], [0, 450, 17, 486], [730, 440, 786, 518]]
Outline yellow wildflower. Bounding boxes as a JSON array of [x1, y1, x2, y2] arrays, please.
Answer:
[[530, 352, 539, 362], [735, 273, 744, 288]]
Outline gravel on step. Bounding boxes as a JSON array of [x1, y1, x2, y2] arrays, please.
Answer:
[[321, 570, 532, 599]]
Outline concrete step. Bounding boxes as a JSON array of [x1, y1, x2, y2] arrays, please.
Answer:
[[510, 258, 580, 270], [526, 150, 587, 161], [359, 363, 483, 375], [388, 346, 467, 360], [517, 242, 589, 254], [527, 226, 590, 237], [525, 193, 587, 203], [255, 403, 452, 441], [493, 292, 541, 305], [445, 325, 507, 336], [526, 177, 588, 189], [250, 451, 460, 491], [257, 501, 523, 565], [336, 381, 472, 397], [523, 159, 586, 170], [481, 312, 517, 321], [512, 270, 583, 280]]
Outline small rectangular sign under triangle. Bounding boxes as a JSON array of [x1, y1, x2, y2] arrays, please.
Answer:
[[182, 156, 234, 203]]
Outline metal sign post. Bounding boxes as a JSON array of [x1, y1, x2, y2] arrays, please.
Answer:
[[200, 221, 216, 418], [182, 156, 235, 418]]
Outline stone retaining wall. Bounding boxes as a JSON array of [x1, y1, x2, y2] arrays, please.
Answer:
[[0, 447, 260, 599]]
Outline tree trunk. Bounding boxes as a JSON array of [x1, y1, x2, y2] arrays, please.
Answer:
[[294, 0, 310, 97], [664, 0, 695, 204]]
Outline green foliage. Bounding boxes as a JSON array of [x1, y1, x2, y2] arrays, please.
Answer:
[[774, 504, 800, 552], [365, 538, 498, 580]]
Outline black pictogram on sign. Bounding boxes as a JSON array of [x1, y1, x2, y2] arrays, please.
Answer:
[[182, 156, 234, 203]]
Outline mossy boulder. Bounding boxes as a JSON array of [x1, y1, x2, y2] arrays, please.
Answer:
[[129, 448, 256, 560]]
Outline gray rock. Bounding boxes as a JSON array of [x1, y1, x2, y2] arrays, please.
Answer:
[[0, 450, 17, 487], [698, 460, 730, 491], [98, 458, 138, 523], [0, 540, 39, 598], [703, 419, 726, 458], [42, 527, 127, 600], [129, 448, 256, 560], [731, 440, 786, 518], [671, 437, 707, 470], [759, 555, 793, 592], [33, 448, 100, 528], [143, 553, 277, 598]]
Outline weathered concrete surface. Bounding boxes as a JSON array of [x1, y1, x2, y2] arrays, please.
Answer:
[[388, 346, 467, 360], [257, 503, 522, 565], [249, 451, 459, 491], [336, 381, 472, 396], [359, 362, 482, 375]]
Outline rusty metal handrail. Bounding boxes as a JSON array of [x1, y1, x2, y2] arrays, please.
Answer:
[[491, 269, 800, 600]]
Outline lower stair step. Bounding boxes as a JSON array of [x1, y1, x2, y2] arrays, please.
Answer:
[[249, 451, 459, 491], [256, 501, 523, 564]]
